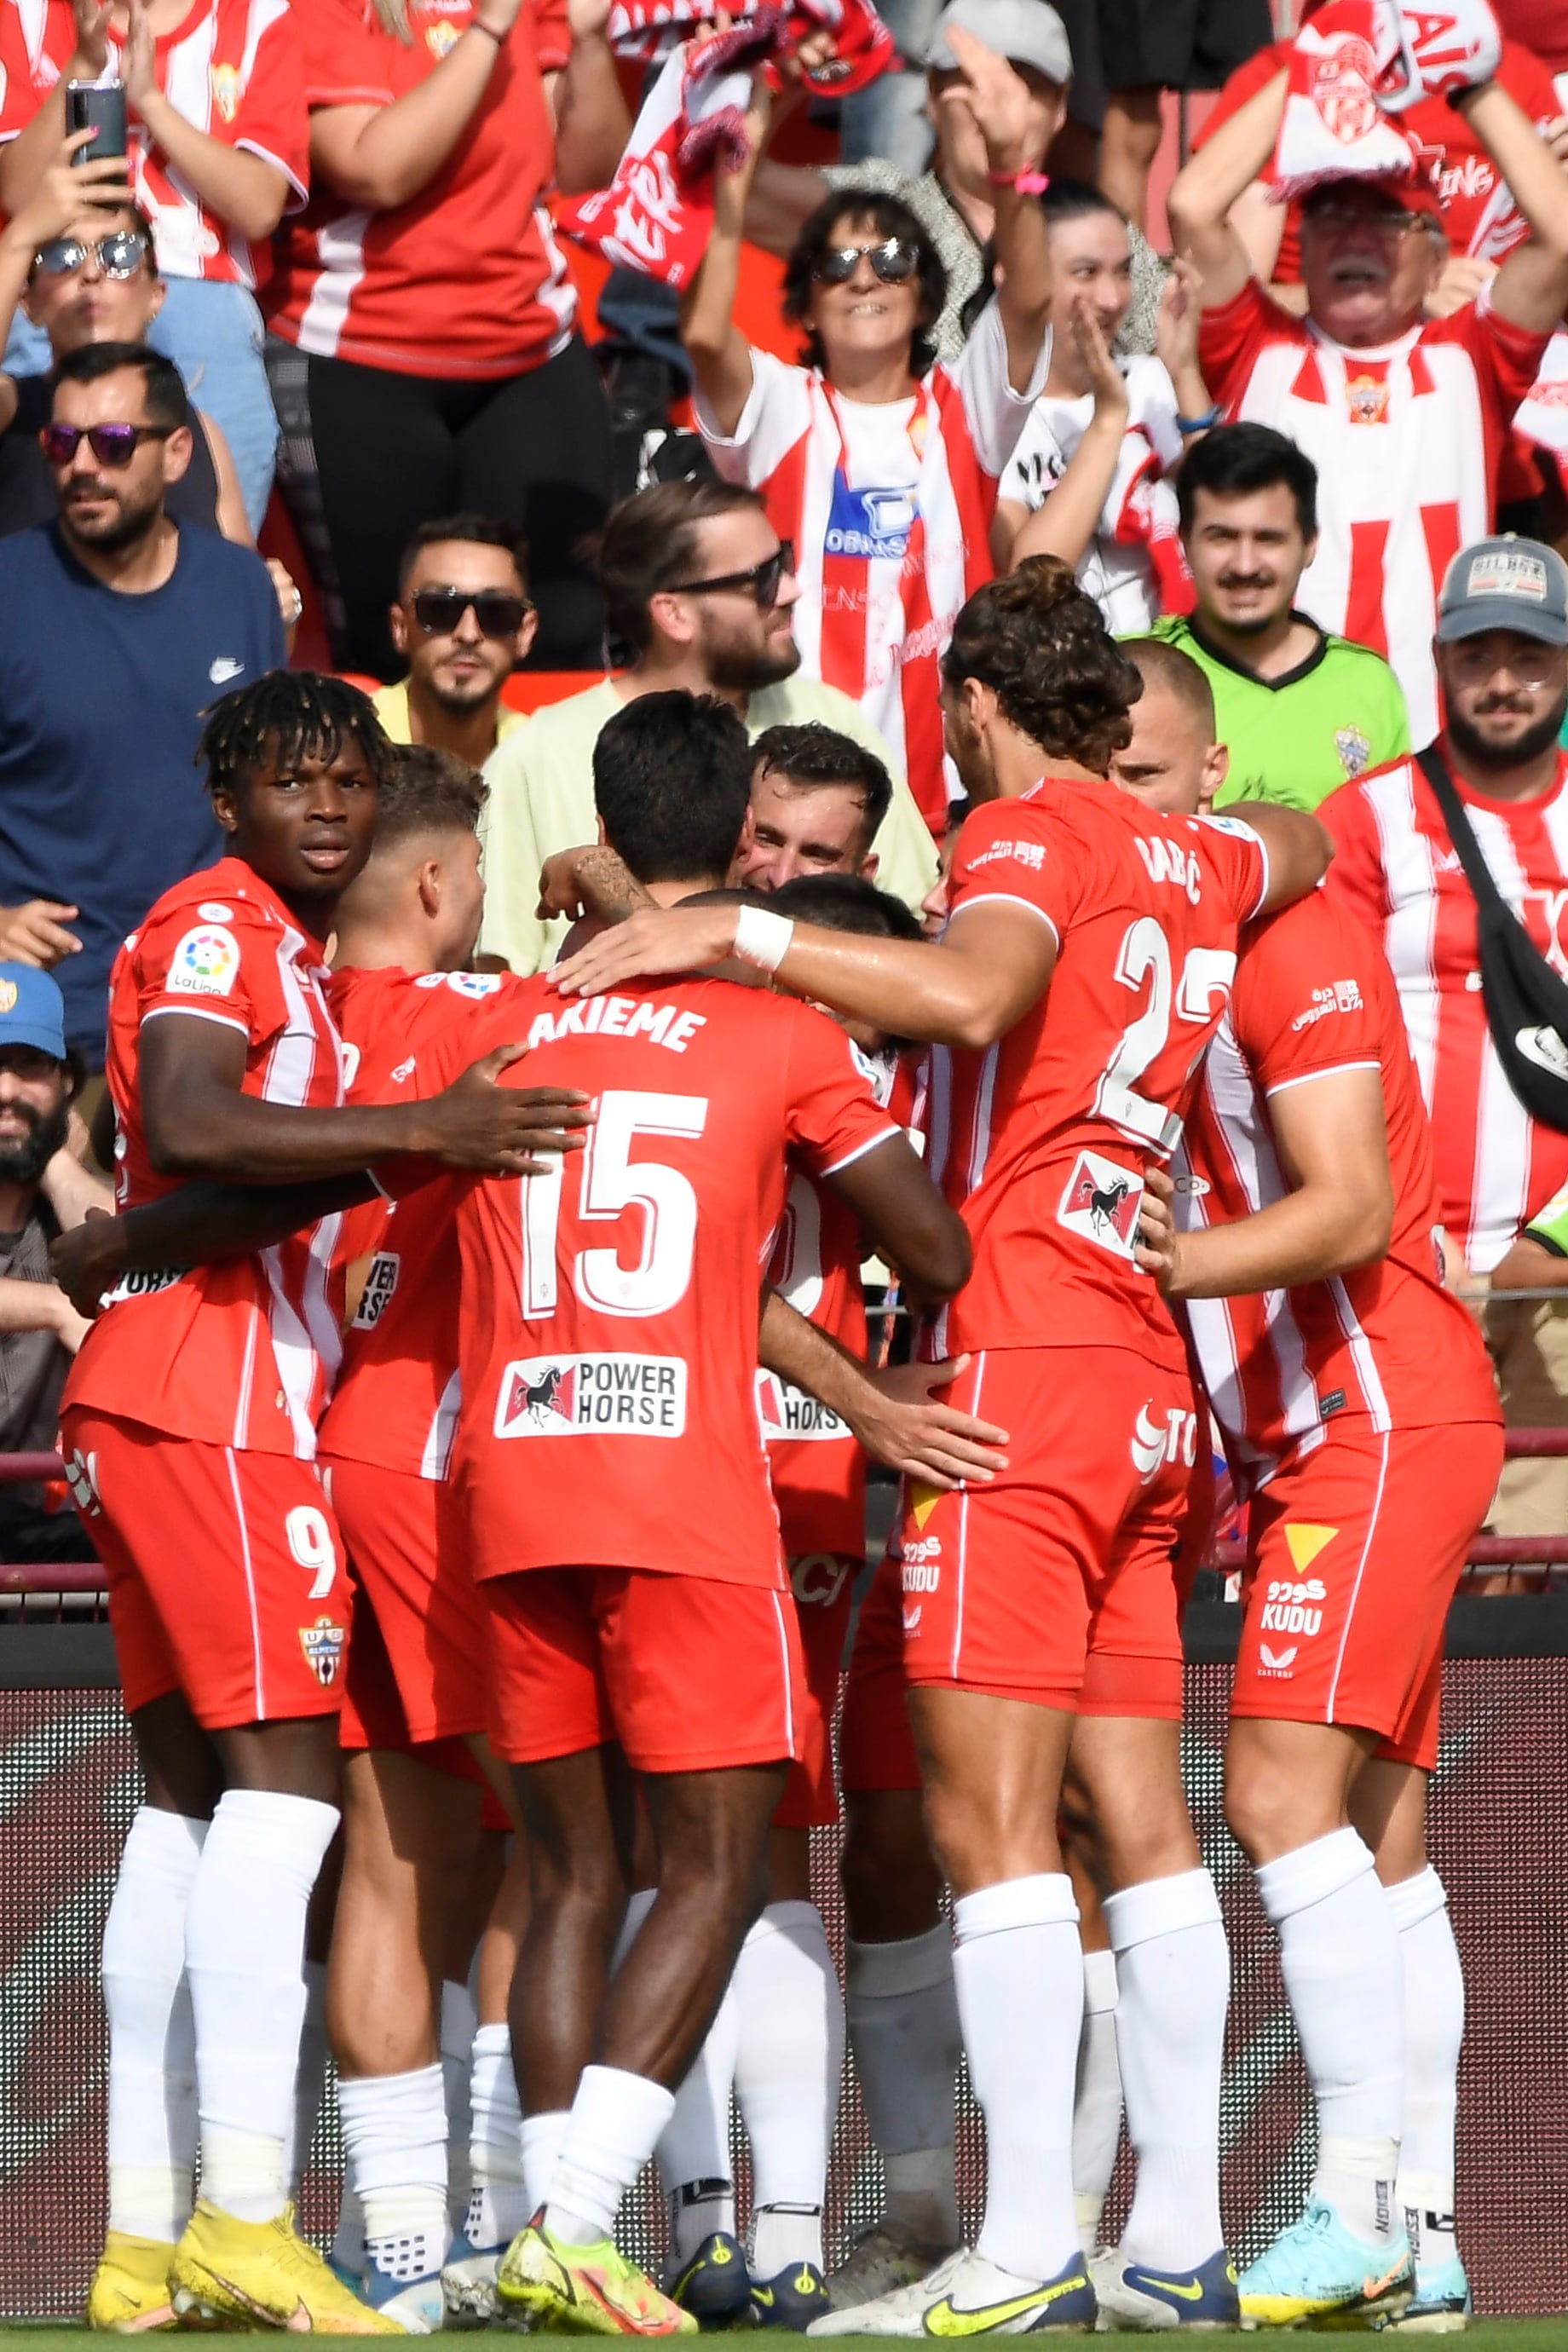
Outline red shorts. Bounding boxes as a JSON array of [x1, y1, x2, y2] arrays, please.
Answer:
[[841, 1548, 920, 1794], [337, 1592, 511, 1828], [61, 1405, 349, 1730], [774, 1548, 858, 1830], [1234, 1419, 1502, 1770], [898, 1346, 1197, 1708], [324, 1456, 486, 1746], [484, 1566, 806, 1773]]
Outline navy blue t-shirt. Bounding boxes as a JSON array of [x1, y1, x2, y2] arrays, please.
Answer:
[[0, 522, 285, 1060]]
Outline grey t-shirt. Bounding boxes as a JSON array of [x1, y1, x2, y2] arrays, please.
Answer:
[[0, 1202, 70, 1535], [821, 161, 1167, 362]]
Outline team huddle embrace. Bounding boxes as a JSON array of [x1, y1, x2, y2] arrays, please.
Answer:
[[57, 555, 1502, 2341]]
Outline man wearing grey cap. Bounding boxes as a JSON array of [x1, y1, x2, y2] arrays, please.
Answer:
[[1322, 535, 1568, 1570], [746, 0, 1166, 360]]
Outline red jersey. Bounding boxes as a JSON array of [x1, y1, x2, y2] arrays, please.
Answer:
[[925, 782, 1269, 1368], [1200, 280, 1549, 746], [394, 974, 898, 1588], [264, 0, 575, 377], [0, 0, 308, 291], [1196, 37, 1561, 282], [1176, 892, 1499, 1488], [63, 857, 346, 1456], [1322, 752, 1568, 1271], [317, 966, 511, 1480]]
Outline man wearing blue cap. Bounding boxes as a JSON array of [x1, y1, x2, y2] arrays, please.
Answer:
[[0, 960, 112, 1560]]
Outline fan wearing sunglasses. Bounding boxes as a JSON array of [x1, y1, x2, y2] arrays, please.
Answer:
[[378, 514, 537, 771], [682, 21, 1054, 840], [0, 130, 258, 558]]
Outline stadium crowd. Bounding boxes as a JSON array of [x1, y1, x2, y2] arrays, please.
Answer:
[[3, 0, 1568, 2336]]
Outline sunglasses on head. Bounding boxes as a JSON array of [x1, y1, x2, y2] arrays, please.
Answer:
[[40, 419, 173, 467], [811, 238, 920, 286], [410, 586, 531, 638], [667, 540, 796, 610], [33, 229, 151, 280]]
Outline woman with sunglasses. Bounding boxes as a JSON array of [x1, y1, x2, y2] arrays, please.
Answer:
[[683, 23, 1053, 839], [0, 0, 309, 538], [262, 0, 627, 683]]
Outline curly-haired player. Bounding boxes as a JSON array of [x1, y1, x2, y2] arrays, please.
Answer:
[[60, 672, 585, 2338], [551, 556, 1333, 2334]]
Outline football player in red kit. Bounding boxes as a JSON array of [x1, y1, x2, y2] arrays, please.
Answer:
[[360, 691, 972, 2335], [59, 675, 595, 2337], [1115, 638, 1501, 2332], [551, 557, 1332, 2335]]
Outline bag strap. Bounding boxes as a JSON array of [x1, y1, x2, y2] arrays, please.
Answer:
[[1415, 744, 1511, 919]]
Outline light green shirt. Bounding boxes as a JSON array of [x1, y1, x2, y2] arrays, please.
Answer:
[[1148, 614, 1412, 815], [478, 673, 939, 975]]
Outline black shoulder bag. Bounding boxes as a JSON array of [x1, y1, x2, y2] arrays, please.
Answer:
[[1418, 743, 1568, 1134]]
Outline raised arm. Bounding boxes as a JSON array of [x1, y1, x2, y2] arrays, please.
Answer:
[[680, 72, 765, 438], [1166, 64, 1288, 309], [758, 1290, 1009, 1488], [545, 0, 631, 196], [1469, 81, 1568, 332], [943, 26, 1052, 393], [308, 0, 522, 212], [0, 131, 134, 440], [1001, 306, 1128, 571], [120, 0, 289, 241], [821, 1132, 971, 1300], [0, 0, 112, 217]]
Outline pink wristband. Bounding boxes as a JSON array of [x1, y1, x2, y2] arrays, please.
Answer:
[[988, 169, 1050, 193]]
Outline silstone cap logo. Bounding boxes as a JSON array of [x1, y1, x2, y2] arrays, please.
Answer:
[[1464, 549, 1550, 602]]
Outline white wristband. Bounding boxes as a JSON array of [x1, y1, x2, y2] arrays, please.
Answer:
[[734, 905, 794, 973]]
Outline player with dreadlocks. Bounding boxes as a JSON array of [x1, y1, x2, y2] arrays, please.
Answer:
[[59, 672, 591, 2338]]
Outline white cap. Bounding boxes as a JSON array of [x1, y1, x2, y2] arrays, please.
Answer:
[[925, 0, 1073, 85]]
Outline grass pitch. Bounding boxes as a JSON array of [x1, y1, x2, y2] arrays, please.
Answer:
[[7, 2329, 1568, 2346]]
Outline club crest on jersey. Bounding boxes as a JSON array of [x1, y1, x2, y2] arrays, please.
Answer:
[[168, 924, 239, 997], [1335, 725, 1372, 777], [299, 1617, 346, 1686], [494, 1352, 687, 1437], [1059, 1149, 1144, 1258], [755, 1369, 850, 1442], [210, 62, 240, 121], [425, 19, 461, 55], [1345, 371, 1390, 425]]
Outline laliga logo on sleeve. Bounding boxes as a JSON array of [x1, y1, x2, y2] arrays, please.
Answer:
[[168, 925, 240, 997]]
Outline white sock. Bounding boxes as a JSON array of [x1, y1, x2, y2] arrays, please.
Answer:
[[953, 1874, 1082, 2284], [1255, 1830, 1402, 2245], [1072, 1949, 1121, 2254], [101, 1807, 208, 2243], [657, 1977, 738, 2268], [1103, 1870, 1228, 2270], [465, 2021, 529, 2248], [845, 1926, 960, 2248], [331, 2186, 365, 2280], [184, 1790, 338, 2225], [522, 2110, 570, 2215], [1386, 1868, 1463, 2275], [441, 1979, 478, 2236], [545, 2065, 675, 2246], [340, 2065, 448, 2284], [285, 1960, 328, 2200], [732, 1902, 845, 2276]]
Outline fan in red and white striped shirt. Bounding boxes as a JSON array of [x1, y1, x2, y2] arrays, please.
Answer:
[[1167, 52, 1568, 749], [682, 27, 1052, 839]]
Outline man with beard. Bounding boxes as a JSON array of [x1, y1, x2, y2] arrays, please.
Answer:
[[1149, 424, 1410, 812], [0, 960, 112, 1563], [372, 516, 536, 770], [476, 477, 937, 974], [1323, 535, 1568, 1560], [0, 343, 282, 1069]]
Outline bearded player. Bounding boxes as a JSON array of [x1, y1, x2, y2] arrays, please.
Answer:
[[1114, 638, 1501, 2332], [551, 558, 1331, 2335]]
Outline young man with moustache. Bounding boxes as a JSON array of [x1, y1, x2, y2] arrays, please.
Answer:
[[373, 516, 536, 772]]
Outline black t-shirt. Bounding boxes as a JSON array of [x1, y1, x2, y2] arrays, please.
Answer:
[[0, 371, 222, 540]]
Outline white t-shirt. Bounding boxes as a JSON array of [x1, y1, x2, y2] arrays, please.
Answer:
[[1000, 354, 1185, 634]]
